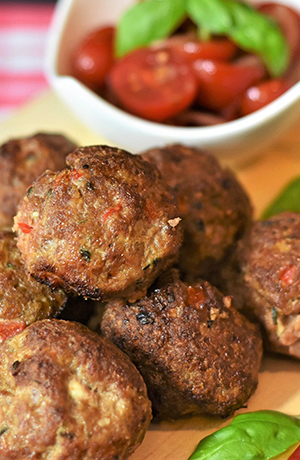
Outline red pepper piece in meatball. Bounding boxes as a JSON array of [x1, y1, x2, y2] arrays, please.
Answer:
[[0, 319, 152, 459], [141, 144, 253, 282], [101, 269, 263, 420], [13, 145, 182, 302], [222, 212, 300, 359], [0, 231, 67, 337]]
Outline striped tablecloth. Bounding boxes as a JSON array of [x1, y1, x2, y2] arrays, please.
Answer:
[[0, 2, 55, 121]]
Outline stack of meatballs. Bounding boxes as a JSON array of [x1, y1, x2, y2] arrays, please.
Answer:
[[0, 131, 295, 459]]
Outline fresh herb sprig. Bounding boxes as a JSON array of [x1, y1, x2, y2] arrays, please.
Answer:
[[188, 410, 300, 460], [262, 176, 300, 219], [187, 0, 289, 77], [116, 0, 186, 58], [115, 0, 289, 77]]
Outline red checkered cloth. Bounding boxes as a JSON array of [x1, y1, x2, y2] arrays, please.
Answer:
[[0, 2, 55, 121]]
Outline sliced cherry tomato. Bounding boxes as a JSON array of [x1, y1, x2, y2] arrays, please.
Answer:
[[239, 78, 290, 116], [193, 58, 266, 112], [162, 34, 237, 63], [288, 444, 300, 460], [72, 26, 115, 89], [107, 47, 197, 122]]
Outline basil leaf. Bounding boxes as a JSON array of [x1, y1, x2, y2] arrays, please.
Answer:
[[186, 0, 289, 77], [115, 0, 186, 57], [188, 410, 300, 460], [262, 177, 300, 219], [186, 0, 233, 35]]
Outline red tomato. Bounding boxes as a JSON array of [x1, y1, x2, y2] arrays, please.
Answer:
[[288, 444, 300, 460], [193, 59, 266, 112], [258, 3, 300, 62], [107, 47, 197, 122], [239, 78, 290, 116], [72, 26, 115, 89], [162, 34, 237, 63]]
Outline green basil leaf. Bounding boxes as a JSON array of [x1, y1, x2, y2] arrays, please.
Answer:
[[186, 0, 289, 77], [115, 0, 186, 57], [188, 410, 300, 460], [262, 177, 300, 219], [186, 0, 233, 35]]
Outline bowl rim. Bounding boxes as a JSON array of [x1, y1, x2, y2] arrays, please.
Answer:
[[49, 74, 300, 142], [45, 0, 300, 142]]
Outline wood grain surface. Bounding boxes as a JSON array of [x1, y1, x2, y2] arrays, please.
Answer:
[[2, 90, 300, 460]]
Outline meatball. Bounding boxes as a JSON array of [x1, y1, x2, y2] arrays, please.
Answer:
[[0, 319, 152, 460], [223, 212, 300, 359], [0, 231, 67, 338], [141, 144, 253, 281], [13, 145, 182, 302], [0, 133, 77, 230], [101, 269, 262, 419]]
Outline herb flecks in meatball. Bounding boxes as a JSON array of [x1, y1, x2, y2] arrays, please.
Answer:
[[223, 212, 300, 359], [101, 269, 263, 419], [141, 144, 253, 282], [0, 133, 77, 230], [0, 319, 151, 459], [13, 145, 182, 302], [0, 231, 67, 339]]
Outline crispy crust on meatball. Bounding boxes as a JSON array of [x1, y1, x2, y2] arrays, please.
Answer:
[[141, 144, 253, 280], [0, 133, 76, 230], [0, 319, 151, 460], [101, 269, 263, 419], [13, 145, 182, 302], [223, 212, 300, 359], [0, 231, 67, 331]]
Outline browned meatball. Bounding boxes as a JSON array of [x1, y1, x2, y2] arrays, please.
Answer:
[[0, 231, 67, 338], [222, 212, 300, 359], [101, 269, 262, 420], [141, 144, 253, 281], [0, 319, 152, 460], [13, 145, 182, 302], [0, 133, 77, 230]]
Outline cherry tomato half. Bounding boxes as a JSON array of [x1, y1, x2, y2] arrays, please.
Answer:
[[107, 47, 197, 122], [288, 444, 300, 460], [239, 79, 290, 116], [72, 26, 115, 89], [193, 58, 266, 112], [162, 34, 237, 63]]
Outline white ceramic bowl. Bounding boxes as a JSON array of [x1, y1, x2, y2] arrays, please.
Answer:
[[45, 0, 300, 161]]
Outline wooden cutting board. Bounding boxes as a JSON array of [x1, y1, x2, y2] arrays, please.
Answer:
[[2, 90, 300, 460]]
